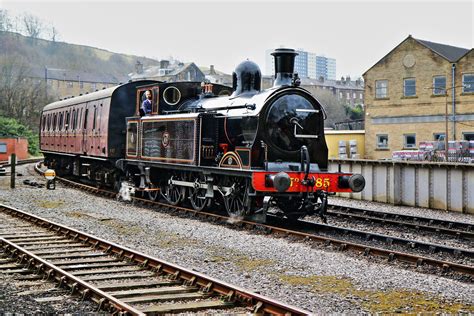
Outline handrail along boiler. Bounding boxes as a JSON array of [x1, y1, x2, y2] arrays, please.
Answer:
[[40, 48, 365, 222]]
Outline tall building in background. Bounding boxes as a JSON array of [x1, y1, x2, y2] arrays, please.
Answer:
[[294, 49, 308, 78], [265, 48, 336, 80]]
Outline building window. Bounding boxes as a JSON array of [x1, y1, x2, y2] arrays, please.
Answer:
[[353, 92, 356, 99], [359, 93, 363, 100], [433, 76, 446, 95], [404, 78, 416, 96], [80, 81, 84, 89], [376, 134, 388, 149], [434, 133, 445, 141], [67, 81, 73, 88], [375, 80, 388, 98], [404, 134, 416, 148], [462, 74, 474, 93], [346, 92, 350, 100], [0, 143, 6, 153], [91, 83, 97, 91], [339, 92, 343, 99], [463, 132, 474, 141]]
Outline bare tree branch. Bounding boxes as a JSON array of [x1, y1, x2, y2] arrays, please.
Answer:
[[0, 9, 12, 32], [21, 13, 43, 39]]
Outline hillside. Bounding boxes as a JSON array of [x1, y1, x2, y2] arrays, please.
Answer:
[[0, 31, 159, 82]]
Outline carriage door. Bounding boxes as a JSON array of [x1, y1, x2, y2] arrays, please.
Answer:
[[82, 105, 89, 154]]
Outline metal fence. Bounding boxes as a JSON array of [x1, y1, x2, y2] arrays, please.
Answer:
[[329, 159, 474, 214]]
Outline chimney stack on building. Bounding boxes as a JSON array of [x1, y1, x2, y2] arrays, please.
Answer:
[[135, 61, 143, 74], [210, 65, 216, 75], [160, 60, 170, 69]]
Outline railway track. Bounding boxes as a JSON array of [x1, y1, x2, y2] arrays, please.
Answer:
[[327, 204, 474, 240], [30, 162, 474, 280], [0, 203, 309, 315], [0, 157, 44, 169]]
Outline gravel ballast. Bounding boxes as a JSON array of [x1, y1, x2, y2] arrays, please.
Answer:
[[0, 164, 473, 314]]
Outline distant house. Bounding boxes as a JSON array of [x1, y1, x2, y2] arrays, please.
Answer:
[[130, 60, 205, 82], [300, 76, 365, 107], [30, 67, 120, 99], [201, 65, 272, 89], [201, 65, 232, 86]]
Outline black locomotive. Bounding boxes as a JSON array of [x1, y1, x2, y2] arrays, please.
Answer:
[[40, 48, 365, 221]]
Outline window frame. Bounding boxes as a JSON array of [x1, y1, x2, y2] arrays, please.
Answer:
[[403, 133, 417, 149], [432, 75, 446, 95], [0, 143, 7, 153], [433, 133, 445, 141], [92, 107, 97, 130], [376, 134, 388, 149], [375, 80, 388, 99], [462, 132, 474, 141], [403, 78, 416, 97], [65, 111, 70, 131], [462, 73, 474, 93], [59, 112, 64, 131]]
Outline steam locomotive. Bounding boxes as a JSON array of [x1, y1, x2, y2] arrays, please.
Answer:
[[40, 48, 365, 221]]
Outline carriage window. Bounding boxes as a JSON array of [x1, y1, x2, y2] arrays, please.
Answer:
[[58, 113, 63, 131], [74, 109, 78, 130], [65, 111, 70, 130], [84, 109, 89, 129], [93, 108, 97, 130], [79, 108, 83, 129], [42, 115, 46, 131], [53, 114, 57, 131], [72, 110, 76, 130], [98, 106, 102, 131]]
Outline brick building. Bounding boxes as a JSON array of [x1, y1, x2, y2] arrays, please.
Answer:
[[363, 35, 474, 159], [0, 137, 28, 161], [300, 76, 364, 107]]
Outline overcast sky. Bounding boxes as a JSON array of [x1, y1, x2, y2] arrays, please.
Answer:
[[2, 0, 473, 78]]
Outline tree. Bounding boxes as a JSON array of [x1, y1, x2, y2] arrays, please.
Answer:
[[0, 116, 39, 155], [0, 9, 12, 32], [0, 55, 53, 131], [49, 25, 59, 42], [313, 90, 348, 128], [21, 13, 43, 39], [347, 103, 364, 120]]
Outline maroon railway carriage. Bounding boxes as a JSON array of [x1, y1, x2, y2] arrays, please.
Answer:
[[40, 80, 158, 187]]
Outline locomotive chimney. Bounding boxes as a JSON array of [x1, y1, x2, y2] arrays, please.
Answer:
[[271, 48, 298, 87]]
